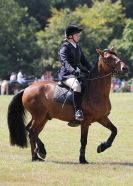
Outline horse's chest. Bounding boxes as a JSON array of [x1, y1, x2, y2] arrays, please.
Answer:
[[84, 99, 111, 121]]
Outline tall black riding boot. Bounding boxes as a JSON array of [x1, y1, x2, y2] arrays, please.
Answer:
[[73, 91, 84, 121]]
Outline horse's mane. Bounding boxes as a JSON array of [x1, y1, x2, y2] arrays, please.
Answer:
[[83, 61, 99, 101], [89, 61, 99, 78]]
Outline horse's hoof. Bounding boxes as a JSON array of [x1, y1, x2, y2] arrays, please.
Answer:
[[80, 159, 88, 164], [32, 156, 45, 162], [97, 142, 106, 153], [79, 156, 88, 164], [37, 151, 46, 160], [34, 147, 46, 160]]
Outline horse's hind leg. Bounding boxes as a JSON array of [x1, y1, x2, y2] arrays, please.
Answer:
[[97, 117, 117, 153], [26, 121, 39, 161], [35, 137, 47, 159], [26, 118, 48, 161]]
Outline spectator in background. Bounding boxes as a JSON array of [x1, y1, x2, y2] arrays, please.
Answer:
[[130, 79, 133, 92], [117, 78, 122, 91], [111, 78, 118, 92], [111, 78, 122, 92], [1, 80, 8, 95], [41, 66, 53, 81], [10, 72, 17, 82], [121, 79, 126, 92], [0, 75, 9, 95], [17, 70, 26, 84]]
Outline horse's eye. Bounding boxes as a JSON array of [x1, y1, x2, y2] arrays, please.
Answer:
[[105, 59, 109, 64], [106, 56, 113, 63]]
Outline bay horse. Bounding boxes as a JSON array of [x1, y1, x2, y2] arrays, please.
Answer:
[[7, 48, 128, 164]]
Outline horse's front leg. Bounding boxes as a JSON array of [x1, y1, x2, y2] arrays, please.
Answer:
[[97, 117, 117, 153], [79, 122, 89, 164]]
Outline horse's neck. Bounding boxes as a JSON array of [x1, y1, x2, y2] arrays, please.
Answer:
[[85, 62, 112, 101], [89, 77, 111, 97]]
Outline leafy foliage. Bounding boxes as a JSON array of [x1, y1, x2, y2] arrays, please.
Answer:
[[15, 0, 93, 28], [122, 0, 133, 18], [0, 0, 133, 78], [36, 0, 125, 76], [0, 0, 41, 78], [109, 19, 133, 77]]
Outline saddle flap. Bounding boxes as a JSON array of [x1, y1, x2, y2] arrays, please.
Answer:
[[53, 84, 73, 104]]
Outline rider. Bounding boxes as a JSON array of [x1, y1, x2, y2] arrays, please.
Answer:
[[58, 25, 92, 121]]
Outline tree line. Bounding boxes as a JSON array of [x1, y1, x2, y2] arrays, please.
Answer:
[[0, 0, 133, 79]]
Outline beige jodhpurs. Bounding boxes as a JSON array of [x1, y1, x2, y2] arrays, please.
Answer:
[[63, 77, 81, 92]]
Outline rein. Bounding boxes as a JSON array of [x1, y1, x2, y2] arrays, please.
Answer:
[[86, 72, 112, 81], [85, 55, 119, 81]]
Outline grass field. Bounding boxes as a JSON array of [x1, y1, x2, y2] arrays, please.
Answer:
[[0, 93, 133, 186]]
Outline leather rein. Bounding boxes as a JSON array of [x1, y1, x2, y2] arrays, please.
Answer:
[[85, 56, 121, 81]]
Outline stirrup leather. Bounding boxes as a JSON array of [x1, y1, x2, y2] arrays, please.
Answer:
[[75, 110, 84, 121]]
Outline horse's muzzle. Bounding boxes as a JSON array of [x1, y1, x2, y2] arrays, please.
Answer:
[[122, 66, 128, 73], [114, 65, 128, 75]]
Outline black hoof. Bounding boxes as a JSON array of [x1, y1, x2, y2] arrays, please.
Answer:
[[34, 147, 46, 160], [97, 142, 107, 153], [37, 151, 46, 160], [32, 155, 45, 162], [79, 156, 88, 164]]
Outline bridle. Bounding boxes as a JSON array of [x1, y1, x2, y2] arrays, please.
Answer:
[[104, 58, 122, 71], [86, 54, 121, 81], [86, 72, 112, 81]]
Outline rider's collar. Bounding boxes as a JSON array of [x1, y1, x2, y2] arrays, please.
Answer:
[[68, 40, 77, 48]]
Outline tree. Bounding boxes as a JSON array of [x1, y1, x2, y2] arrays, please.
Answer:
[[112, 0, 133, 18], [15, 0, 93, 28], [15, 0, 51, 29], [36, 0, 125, 77], [0, 0, 41, 78], [109, 19, 133, 76], [122, 0, 133, 18]]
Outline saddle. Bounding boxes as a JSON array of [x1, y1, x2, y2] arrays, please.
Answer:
[[53, 82, 73, 104], [53, 75, 87, 105], [53, 70, 89, 104], [53, 82, 82, 127]]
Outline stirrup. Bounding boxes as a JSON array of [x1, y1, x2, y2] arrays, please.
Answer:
[[75, 110, 84, 121], [57, 81, 63, 86]]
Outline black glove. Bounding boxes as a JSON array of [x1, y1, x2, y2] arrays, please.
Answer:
[[87, 70, 90, 75], [72, 70, 80, 76]]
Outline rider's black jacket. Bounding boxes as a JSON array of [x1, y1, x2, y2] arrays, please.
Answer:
[[58, 41, 91, 81]]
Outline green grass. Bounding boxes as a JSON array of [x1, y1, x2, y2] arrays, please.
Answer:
[[0, 93, 133, 186]]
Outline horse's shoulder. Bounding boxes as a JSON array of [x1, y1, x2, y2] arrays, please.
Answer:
[[46, 80, 57, 86], [42, 80, 58, 90]]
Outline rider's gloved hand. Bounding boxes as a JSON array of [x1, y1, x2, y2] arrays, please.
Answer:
[[72, 71, 79, 76], [72, 67, 80, 77], [87, 70, 90, 75], [72, 70, 80, 76]]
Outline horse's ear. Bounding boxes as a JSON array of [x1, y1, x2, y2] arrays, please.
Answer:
[[110, 47, 115, 52], [96, 49, 103, 55]]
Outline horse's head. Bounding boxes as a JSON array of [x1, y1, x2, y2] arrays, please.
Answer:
[[96, 48, 128, 75]]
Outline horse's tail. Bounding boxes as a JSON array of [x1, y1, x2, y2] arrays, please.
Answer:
[[7, 90, 27, 148]]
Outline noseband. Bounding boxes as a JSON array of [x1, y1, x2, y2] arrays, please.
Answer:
[[86, 55, 120, 81], [101, 49, 123, 72], [103, 57, 123, 75]]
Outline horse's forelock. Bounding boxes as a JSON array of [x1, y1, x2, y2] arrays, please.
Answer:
[[103, 49, 117, 56]]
